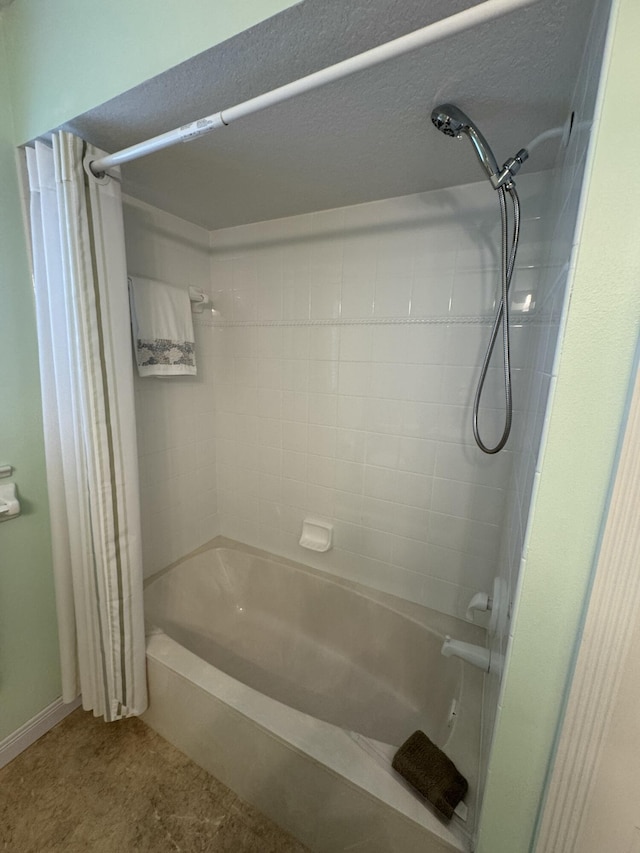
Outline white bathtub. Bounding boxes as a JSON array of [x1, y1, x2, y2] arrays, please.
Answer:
[[143, 537, 484, 853]]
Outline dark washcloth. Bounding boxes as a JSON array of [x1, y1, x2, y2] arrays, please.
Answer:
[[392, 730, 468, 820]]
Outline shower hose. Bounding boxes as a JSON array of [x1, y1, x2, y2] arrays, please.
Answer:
[[473, 183, 521, 454]]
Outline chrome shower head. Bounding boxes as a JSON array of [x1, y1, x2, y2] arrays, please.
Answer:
[[431, 103, 501, 186], [431, 103, 472, 138]]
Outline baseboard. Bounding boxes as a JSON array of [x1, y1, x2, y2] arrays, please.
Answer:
[[0, 695, 82, 769]]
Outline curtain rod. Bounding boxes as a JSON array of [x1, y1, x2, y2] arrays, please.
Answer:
[[90, 0, 541, 176]]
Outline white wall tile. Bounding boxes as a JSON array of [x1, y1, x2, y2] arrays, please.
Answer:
[[397, 437, 437, 475], [283, 283, 310, 320], [431, 477, 505, 526], [363, 465, 398, 501], [361, 528, 393, 563], [308, 424, 337, 458], [338, 362, 370, 397], [282, 391, 309, 423], [332, 520, 363, 554], [404, 325, 448, 365], [400, 401, 440, 440], [281, 477, 306, 508], [257, 284, 283, 321], [391, 535, 429, 573], [365, 433, 399, 469], [257, 417, 282, 448], [232, 286, 257, 321], [374, 276, 412, 317], [281, 359, 309, 392], [124, 198, 218, 576], [450, 269, 498, 316], [308, 360, 339, 394], [257, 388, 282, 420], [282, 450, 307, 482], [308, 393, 338, 426], [258, 447, 282, 476], [305, 484, 335, 517], [336, 428, 366, 463], [130, 173, 555, 616], [339, 327, 372, 361], [258, 358, 282, 390], [307, 455, 336, 488], [393, 504, 430, 542], [310, 282, 341, 319], [411, 271, 453, 317], [334, 490, 364, 525], [370, 326, 407, 363], [282, 421, 308, 453], [396, 471, 432, 510], [361, 496, 397, 534], [368, 363, 410, 400], [337, 395, 366, 430], [334, 461, 364, 495], [340, 279, 375, 319], [308, 327, 340, 361], [257, 327, 283, 358]]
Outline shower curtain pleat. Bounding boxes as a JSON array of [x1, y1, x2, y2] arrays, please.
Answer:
[[26, 133, 147, 721]]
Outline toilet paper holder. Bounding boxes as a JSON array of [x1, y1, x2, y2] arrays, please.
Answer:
[[0, 482, 21, 520]]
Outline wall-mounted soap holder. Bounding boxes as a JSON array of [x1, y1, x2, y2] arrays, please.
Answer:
[[299, 518, 333, 552]]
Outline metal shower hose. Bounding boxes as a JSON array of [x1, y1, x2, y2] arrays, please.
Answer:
[[473, 184, 521, 454]]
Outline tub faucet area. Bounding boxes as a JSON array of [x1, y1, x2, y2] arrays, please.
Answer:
[[441, 636, 503, 676]]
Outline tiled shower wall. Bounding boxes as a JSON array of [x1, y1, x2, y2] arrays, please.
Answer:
[[204, 173, 550, 618], [123, 196, 220, 576], [478, 0, 613, 807], [125, 171, 558, 617]]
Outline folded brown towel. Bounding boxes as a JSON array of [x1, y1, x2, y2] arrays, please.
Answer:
[[392, 730, 468, 820]]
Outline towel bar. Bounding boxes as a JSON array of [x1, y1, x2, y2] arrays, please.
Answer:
[[188, 286, 217, 314]]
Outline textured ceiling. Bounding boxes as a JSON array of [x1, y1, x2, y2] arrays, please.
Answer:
[[64, 0, 598, 230]]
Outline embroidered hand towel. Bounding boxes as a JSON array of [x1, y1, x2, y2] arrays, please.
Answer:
[[128, 276, 197, 376]]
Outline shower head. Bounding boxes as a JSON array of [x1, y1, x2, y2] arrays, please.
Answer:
[[431, 103, 501, 185], [431, 104, 529, 190], [431, 103, 475, 139], [431, 103, 529, 190]]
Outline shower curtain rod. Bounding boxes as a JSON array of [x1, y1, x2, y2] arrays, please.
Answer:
[[90, 0, 542, 176]]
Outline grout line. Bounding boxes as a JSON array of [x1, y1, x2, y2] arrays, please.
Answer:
[[195, 314, 535, 328]]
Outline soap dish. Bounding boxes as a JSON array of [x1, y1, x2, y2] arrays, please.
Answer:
[[299, 518, 333, 552]]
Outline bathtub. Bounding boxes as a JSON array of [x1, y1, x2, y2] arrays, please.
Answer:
[[143, 537, 484, 853]]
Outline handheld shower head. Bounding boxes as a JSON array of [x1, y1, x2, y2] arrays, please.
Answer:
[[431, 103, 474, 138], [431, 103, 501, 184]]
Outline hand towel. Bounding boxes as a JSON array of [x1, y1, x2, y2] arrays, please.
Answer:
[[128, 276, 197, 377]]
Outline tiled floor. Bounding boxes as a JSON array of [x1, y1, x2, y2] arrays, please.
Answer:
[[0, 708, 309, 852]]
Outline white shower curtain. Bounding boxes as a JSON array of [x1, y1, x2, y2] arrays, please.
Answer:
[[27, 133, 147, 720]]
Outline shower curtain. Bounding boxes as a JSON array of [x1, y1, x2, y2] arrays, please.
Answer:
[[26, 133, 147, 721]]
